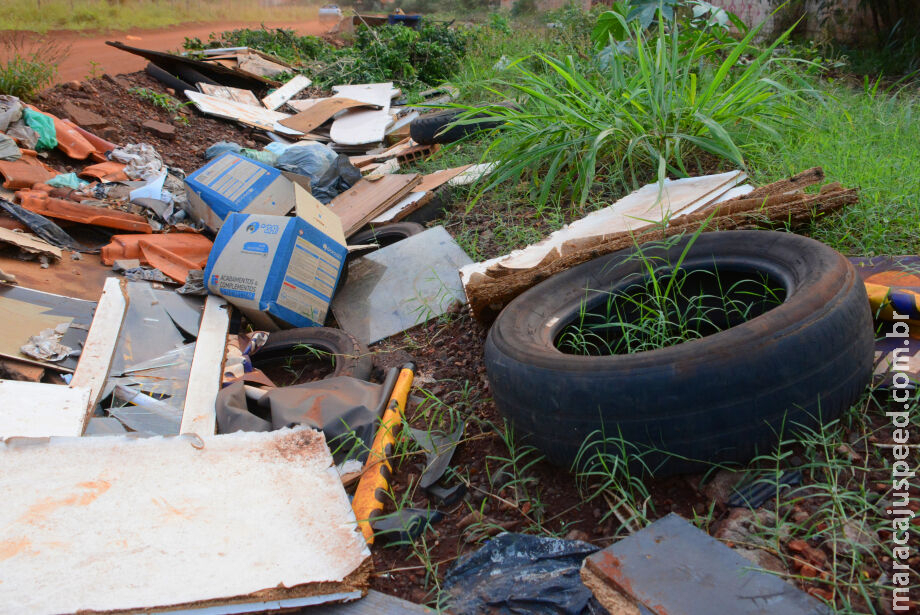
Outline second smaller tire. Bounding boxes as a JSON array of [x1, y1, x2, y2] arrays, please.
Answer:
[[251, 327, 372, 382]]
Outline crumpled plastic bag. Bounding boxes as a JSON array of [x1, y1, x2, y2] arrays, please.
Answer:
[[0, 133, 20, 161], [47, 172, 89, 190], [20, 323, 73, 362], [204, 141, 242, 160], [276, 141, 337, 182], [442, 533, 606, 615], [0, 95, 22, 132], [111, 143, 165, 180], [311, 154, 362, 203], [22, 107, 57, 151]]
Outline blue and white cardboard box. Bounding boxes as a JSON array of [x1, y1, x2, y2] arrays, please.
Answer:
[[184, 152, 301, 232], [204, 195, 347, 328]]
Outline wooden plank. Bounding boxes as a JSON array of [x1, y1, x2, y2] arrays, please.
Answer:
[[179, 295, 230, 436], [413, 165, 473, 193], [197, 83, 261, 107], [330, 83, 393, 146], [0, 380, 91, 437], [70, 277, 128, 432], [0, 429, 371, 614], [330, 174, 422, 237], [184, 90, 302, 135], [281, 97, 380, 134], [262, 74, 313, 110]]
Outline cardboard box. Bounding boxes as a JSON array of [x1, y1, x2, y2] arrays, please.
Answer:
[[185, 152, 312, 231], [204, 192, 347, 329]]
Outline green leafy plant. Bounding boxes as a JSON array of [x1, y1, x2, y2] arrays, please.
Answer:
[[457, 13, 815, 209], [130, 87, 191, 126]]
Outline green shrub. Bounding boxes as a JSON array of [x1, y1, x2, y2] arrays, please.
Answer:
[[460, 14, 816, 209], [0, 37, 60, 101]]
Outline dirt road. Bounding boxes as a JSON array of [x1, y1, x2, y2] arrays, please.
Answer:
[[5, 19, 328, 83]]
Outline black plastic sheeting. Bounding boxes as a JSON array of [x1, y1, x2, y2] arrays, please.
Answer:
[[0, 198, 88, 252], [311, 154, 362, 204], [215, 376, 385, 464], [442, 533, 609, 615]]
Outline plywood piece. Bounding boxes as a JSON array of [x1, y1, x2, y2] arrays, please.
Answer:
[[70, 277, 128, 431], [0, 227, 62, 260], [330, 83, 393, 146], [197, 82, 261, 107], [262, 74, 313, 110], [369, 190, 432, 225], [180, 295, 231, 436], [280, 97, 380, 134], [0, 428, 371, 614], [0, 285, 95, 372], [413, 165, 473, 193], [185, 90, 302, 135], [0, 380, 91, 437], [329, 173, 421, 237], [459, 171, 745, 285]]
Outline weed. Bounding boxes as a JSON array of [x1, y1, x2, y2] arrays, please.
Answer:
[[557, 233, 785, 356], [457, 12, 815, 209], [739, 396, 919, 613], [0, 35, 64, 101], [129, 87, 191, 126], [484, 420, 545, 524]]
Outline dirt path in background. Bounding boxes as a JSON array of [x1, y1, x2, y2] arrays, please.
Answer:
[[2, 19, 328, 83]]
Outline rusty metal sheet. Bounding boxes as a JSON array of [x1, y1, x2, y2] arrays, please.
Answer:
[[581, 514, 830, 615]]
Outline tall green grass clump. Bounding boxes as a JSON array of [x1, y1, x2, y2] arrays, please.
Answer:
[[0, 36, 62, 101], [461, 12, 816, 209]]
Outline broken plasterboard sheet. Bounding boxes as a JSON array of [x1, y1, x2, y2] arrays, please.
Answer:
[[332, 225, 472, 345], [197, 83, 262, 107], [184, 90, 302, 136], [446, 162, 496, 186], [459, 171, 746, 286], [0, 284, 94, 372], [0, 380, 91, 437], [262, 75, 313, 111], [330, 83, 394, 146], [0, 428, 371, 615]]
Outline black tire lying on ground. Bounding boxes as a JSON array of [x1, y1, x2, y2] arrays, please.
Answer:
[[348, 222, 426, 248], [484, 230, 874, 474], [410, 104, 514, 145], [252, 327, 372, 381]]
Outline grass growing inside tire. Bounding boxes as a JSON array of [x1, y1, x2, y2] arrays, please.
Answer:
[[556, 238, 786, 356]]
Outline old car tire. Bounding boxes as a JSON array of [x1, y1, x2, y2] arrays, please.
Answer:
[[349, 222, 425, 248], [410, 107, 509, 145], [252, 327, 372, 381], [484, 230, 874, 474]]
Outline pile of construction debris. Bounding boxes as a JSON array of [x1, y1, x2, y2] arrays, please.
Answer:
[[0, 33, 871, 615]]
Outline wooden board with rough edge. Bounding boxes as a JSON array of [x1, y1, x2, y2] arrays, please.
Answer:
[[0, 428, 371, 614], [179, 295, 230, 436]]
